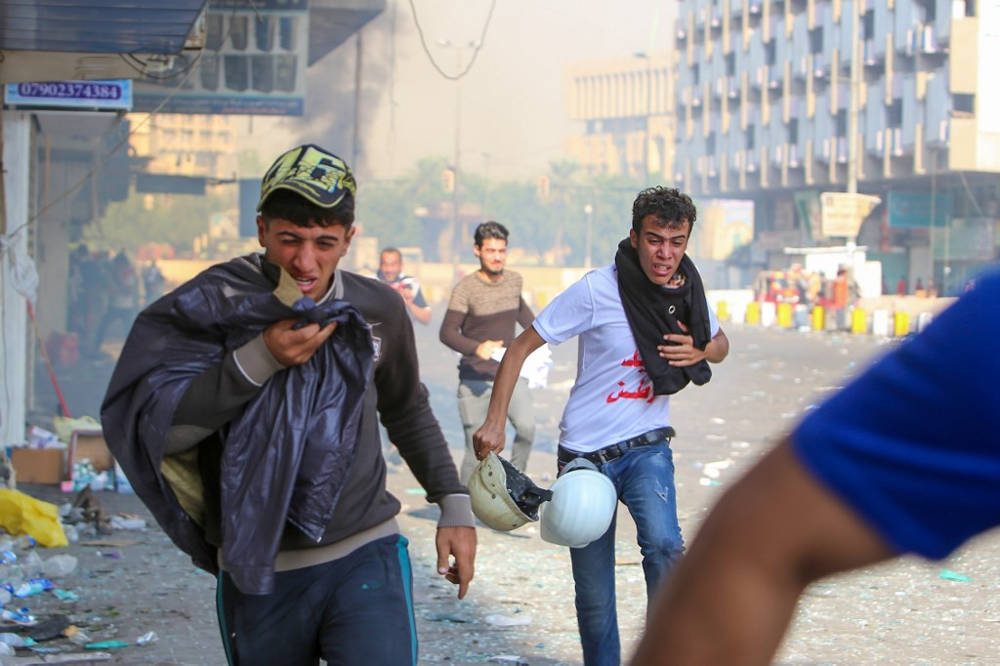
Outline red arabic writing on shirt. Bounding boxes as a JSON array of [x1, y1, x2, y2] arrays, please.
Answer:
[[606, 351, 655, 403]]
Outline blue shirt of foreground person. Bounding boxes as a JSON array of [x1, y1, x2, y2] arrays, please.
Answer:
[[631, 267, 1000, 665]]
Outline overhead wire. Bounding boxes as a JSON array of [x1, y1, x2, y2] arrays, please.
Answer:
[[407, 0, 496, 81]]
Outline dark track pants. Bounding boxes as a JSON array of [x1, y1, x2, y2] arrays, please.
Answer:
[[217, 534, 417, 665]]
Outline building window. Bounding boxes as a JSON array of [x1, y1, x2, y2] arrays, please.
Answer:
[[747, 125, 756, 149], [887, 99, 903, 127], [707, 132, 717, 154], [835, 109, 847, 137], [809, 27, 823, 54], [789, 118, 799, 144], [725, 52, 736, 76], [692, 63, 701, 84], [765, 40, 776, 65], [953, 93, 975, 115], [863, 10, 874, 38]]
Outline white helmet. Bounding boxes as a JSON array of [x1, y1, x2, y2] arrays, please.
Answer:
[[469, 453, 552, 531], [540, 458, 617, 548]]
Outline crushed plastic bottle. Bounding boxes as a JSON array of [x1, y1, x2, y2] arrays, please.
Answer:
[[14, 581, 44, 598], [42, 554, 78, 577], [136, 630, 158, 645], [19, 550, 43, 576], [63, 524, 79, 544], [0, 642, 13, 656], [1, 607, 36, 625], [64, 625, 92, 646]]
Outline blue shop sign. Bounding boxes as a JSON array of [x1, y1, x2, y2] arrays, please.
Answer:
[[4, 80, 133, 111]]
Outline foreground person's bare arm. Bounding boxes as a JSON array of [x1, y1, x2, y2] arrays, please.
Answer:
[[630, 440, 895, 666]]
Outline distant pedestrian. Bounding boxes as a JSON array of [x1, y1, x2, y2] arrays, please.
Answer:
[[474, 187, 730, 665], [896, 275, 908, 296], [440, 221, 535, 483], [377, 247, 431, 325], [93, 251, 139, 353], [142, 259, 166, 305]]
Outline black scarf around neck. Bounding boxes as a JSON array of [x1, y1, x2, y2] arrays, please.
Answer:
[[615, 238, 712, 395]]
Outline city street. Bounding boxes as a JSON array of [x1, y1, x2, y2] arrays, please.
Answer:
[[10, 318, 1000, 664]]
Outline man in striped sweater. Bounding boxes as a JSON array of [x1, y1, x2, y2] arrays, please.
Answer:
[[440, 221, 536, 483]]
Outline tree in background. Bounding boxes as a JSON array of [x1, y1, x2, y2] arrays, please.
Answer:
[[86, 189, 234, 257]]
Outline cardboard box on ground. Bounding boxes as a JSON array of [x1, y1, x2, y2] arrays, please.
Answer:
[[10, 429, 114, 485]]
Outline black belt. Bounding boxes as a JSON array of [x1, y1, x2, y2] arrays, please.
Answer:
[[558, 427, 675, 466]]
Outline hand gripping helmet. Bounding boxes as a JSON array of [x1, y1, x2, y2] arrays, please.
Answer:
[[540, 458, 618, 548], [469, 453, 552, 531]]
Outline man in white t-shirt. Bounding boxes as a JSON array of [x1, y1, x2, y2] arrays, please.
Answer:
[[473, 186, 730, 666]]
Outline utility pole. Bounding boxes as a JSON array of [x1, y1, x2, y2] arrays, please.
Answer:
[[352, 30, 363, 172], [584, 203, 594, 270], [438, 40, 478, 265], [634, 52, 653, 182]]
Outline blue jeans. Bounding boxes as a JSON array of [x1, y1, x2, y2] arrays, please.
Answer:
[[567, 441, 684, 666]]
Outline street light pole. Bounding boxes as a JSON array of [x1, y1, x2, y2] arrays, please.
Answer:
[[584, 203, 594, 270], [635, 52, 654, 182], [438, 40, 478, 265]]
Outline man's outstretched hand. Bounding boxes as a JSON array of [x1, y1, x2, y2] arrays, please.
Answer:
[[436, 526, 477, 599]]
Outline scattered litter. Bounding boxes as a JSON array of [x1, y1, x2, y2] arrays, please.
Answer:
[[15, 577, 53, 598], [427, 613, 470, 623], [1, 607, 37, 625], [938, 569, 970, 583], [702, 459, 733, 479], [136, 630, 158, 645], [0, 489, 68, 547], [28, 614, 71, 641], [64, 624, 91, 646], [404, 488, 426, 496], [95, 549, 123, 560], [53, 589, 79, 602], [698, 478, 722, 487], [42, 554, 78, 577], [484, 613, 532, 627], [78, 539, 137, 548], [70, 488, 111, 535], [85, 640, 130, 650], [489, 655, 529, 665], [0, 631, 32, 647], [109, 515, 146, 531], [709, 417, 726, 425]]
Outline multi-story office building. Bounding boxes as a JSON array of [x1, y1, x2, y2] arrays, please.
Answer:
[[130, 113, 238, 179], [674, 0, 1000, 291], [565, 54, 674, 179]]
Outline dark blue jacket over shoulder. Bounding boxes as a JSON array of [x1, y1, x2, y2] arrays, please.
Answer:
[[101, 254, 374, 594]]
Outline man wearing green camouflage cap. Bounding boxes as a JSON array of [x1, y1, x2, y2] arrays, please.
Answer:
[[102, 144, 477, 665]]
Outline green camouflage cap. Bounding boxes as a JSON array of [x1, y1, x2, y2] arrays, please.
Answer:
[[257, 144, 357, 212]]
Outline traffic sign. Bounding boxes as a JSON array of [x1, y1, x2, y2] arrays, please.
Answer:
[[820, 192, 881, 238]]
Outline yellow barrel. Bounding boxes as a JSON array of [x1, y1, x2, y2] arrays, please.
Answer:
[[893, 311, 910, 337], [745, 301, 761, 325], [716, 300, 730, 322], [811, 305, 825, 331], [776, 302, 793, 328], [850, 307, 868, 334]]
